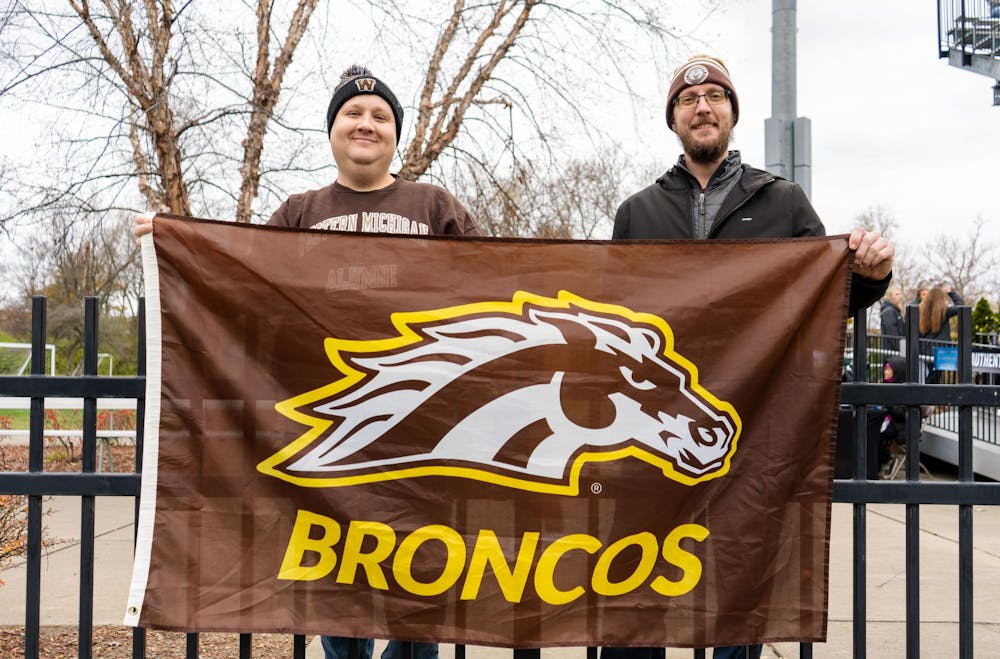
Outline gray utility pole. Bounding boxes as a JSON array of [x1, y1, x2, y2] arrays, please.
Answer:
[[765, 0, 812, 198]]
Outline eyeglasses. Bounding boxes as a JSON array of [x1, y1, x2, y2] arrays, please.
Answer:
[[674, 89, 730, 109]]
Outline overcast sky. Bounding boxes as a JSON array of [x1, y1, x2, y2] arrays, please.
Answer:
[[638, 0, 999, 249]]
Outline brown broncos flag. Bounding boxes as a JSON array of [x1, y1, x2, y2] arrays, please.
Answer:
[[125, 215, 851, 648]]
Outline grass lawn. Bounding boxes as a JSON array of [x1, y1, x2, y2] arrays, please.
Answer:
[[0, 408, 134, 430], [0, 408, 40, 429]]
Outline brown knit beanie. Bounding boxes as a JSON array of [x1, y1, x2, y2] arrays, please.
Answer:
[[665, 55, 739, 131]]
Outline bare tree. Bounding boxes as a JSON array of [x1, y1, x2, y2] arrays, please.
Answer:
[[391, 1, 700, 192], [854, 203, 898, 240], [455, 162, 543, 238], [236, 0, 318, 222], [885, 242, 925, 311], [452, 146, 639, 239], [0, 446, 58, 587], [1, 0, 319, 226], [852, 203, 928, 304], [550, 153, 637, 240], [922, 216, 998, 302], [11, 212, 141, 374]]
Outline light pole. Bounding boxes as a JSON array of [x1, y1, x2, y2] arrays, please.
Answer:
[[764, 0, 812, 197]]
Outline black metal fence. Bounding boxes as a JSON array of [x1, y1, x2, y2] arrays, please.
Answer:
[[1, 297, 999, 659], [848, 320, 1000, 446]]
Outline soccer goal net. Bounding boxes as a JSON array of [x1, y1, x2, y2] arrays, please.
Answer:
[[0, 342, 57, 375]]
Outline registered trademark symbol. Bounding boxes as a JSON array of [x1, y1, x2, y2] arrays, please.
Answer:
[[590, 482, 603, 495]]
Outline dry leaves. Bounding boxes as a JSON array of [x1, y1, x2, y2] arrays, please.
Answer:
[[0, 626, 308, 658]]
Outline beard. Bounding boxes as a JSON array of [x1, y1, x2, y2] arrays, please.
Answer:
[[678, 122, 734, 165]]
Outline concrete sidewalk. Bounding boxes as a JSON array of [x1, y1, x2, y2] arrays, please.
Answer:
[[3, 494, 1000, 658]]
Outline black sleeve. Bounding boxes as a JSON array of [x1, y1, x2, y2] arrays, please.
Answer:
[[879, 305, 894, 331], [888, 403, 907, 424], [612, 201, 630, 239], [789, 184, 825, 238], [849, 272, 891, 315], [941, 291, 965, 320]]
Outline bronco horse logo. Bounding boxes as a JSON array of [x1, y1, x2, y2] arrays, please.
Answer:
[[258, 291, 742, 495]]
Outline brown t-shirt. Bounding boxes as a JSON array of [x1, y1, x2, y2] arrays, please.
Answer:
[[267, 177, 481, 236]]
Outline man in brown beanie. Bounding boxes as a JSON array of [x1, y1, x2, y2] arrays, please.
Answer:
[[614, 54, 892, 308], [607, 54, 895, 659]]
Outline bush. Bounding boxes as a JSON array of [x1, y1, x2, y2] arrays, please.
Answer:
[[972, 298, 1000, 337], [0, 447, 28, 587], [0, 446, 59, 587]]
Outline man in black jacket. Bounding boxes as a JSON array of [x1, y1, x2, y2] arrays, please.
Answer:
[[607, 54, 894, 659], [613, 55, 893, 315]]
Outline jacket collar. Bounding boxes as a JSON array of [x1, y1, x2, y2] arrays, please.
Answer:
[[654, 152, 782, 217], [659, 150, 744, 190]]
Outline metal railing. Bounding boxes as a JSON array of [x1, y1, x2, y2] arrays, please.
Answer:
[[2, 297, 999, 658], [847, 322, 1000, 447], [939, 0, 1000, 58]]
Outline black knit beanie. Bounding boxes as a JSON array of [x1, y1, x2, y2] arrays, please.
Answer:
[[325, 66, 404, 142]]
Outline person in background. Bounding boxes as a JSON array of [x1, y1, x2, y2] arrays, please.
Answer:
[[878, 356, 909, 479], [880, 285, 906, 352], [912, 283, 930, 307], [919, 285, 964, 384]]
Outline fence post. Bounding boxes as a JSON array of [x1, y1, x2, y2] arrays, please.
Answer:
[[850, 307, 868, 658], [904, 304, 921, 658], [958, 307, 974, 658], [79, 298, 99, 658], [25, 296, 46, 659]]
